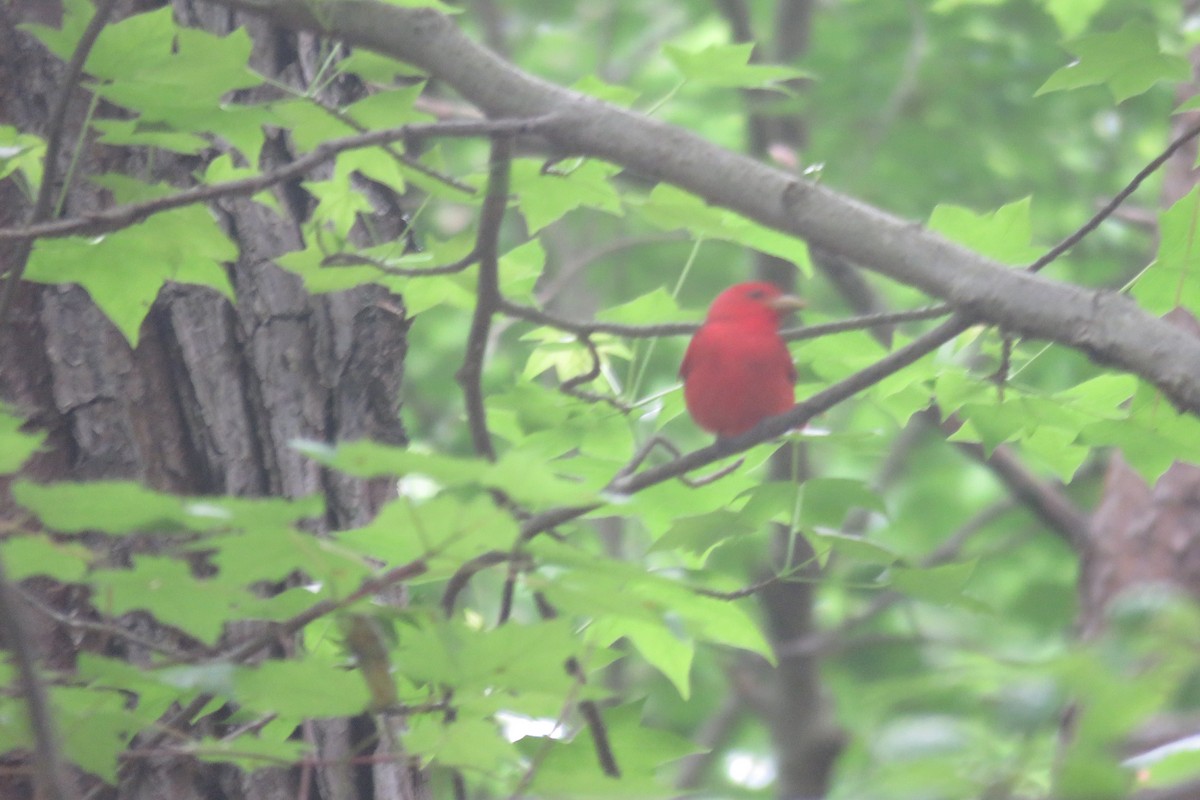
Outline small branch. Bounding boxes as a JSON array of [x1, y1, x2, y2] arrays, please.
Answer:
[[441, 550, 512, 615], [565, 658, 620, 778], [775, 499, 1017, 659], [322, 248, 479, 277], [0, 0, 119, 327], [499, 296, 949, 340], [1028, 119, 1200, 273], [535, 233, 687, 304], [694, 567, 809, 601], [781, 305, 951, 342], [0, 559, 77, 800], [953, 434, 1090, 548], [455, 134, 515, 461], [558, 335, 633, 411], [215, 557, 428, 665], [18, 586, 190, 659], [0, 116, 557, 244]]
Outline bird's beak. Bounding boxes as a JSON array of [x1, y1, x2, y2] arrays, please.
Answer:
[[768, 294, 806, 312]]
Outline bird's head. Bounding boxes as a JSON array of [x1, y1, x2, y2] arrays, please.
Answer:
[[705, 281, 806, 325]]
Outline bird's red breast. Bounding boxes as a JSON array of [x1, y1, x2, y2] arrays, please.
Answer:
[[679, 282, 803, 438]]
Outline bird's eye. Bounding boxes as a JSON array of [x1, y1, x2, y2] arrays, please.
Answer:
[[747, 289, 765, 299]]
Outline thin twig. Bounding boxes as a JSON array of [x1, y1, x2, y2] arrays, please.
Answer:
[[0, 558, 77, 800], [0, 0, 119, 327], [455, 134, 515, 461], [557, 334, 633, 411], [441, 550, 512, 615], [774, 499, 1017, 659], [215, 557, 428, 665], [18, 586, 190, 659], [0, 116, 557, 244], [499, 296, 948, 341], [322, 248, 479, 277], [1027, 119, 1200, 273]]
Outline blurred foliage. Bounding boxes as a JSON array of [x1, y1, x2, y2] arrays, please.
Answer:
[[5, 0, 1200, 798]]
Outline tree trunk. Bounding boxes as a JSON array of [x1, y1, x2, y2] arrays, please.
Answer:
[[0, 3, 411, 798]]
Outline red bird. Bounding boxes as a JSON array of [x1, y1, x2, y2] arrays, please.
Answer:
[[680, 282, 805, 438]]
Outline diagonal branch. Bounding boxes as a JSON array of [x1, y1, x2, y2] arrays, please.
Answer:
[[0, 116, 556, 244], [208, 0, 1200, 416], [518, 315, 974, 539]]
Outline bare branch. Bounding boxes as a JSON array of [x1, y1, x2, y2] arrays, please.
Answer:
[[1028, 119, 1200, 273], [455, 134, 515, 461], [322, 249, 479, 277], [499, 295, 950, 341], [0, 560, 77, 800], [0, 0, 119, 328], [0, 116, 556, 244]]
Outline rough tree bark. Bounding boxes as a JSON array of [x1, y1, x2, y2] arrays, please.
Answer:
[[0, 2, 411, 799]]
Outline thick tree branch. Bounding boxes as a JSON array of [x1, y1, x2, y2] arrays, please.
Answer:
[[202, 0, 1200, 416]]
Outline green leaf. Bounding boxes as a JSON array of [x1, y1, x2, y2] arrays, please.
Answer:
[[664, 42, 809, 90], [1038, 0, 1111, 38], [596, 285, 690, 326], [889, 559, 983, 607], [499, 239, 547, 301], [19, 0, 93, 62], [638, 184, 810, 271], [511, 159, 623, 233], [798, 477, 887, 529], [377, 0, 461, 11], [1036, 22, 1190, 103], [0, 125, 45, 189], [1132, 184, 1200, 315], [0, 407, 43, 473], [53, 685, 145, 783], [485, 449, 600, 508], [337, 493, 518, 578], [572, 74, 640, 106], [589, 617, 694, 699], [534, 540, 774, 661], [393, 617, 580, 697], [651, 509, 757, 559], [407, 715, 519, 772], [1, 536, 89, 582], [296, 439, 489, 484], [343, 84, 433, 129], [233, 656, 372, 718], [812, 530, 900, 567], [24, 179, 236, 346], [188, 735, 311, 771], [92, 556, 243, 645], [928, 197, 1042, 265], [337, 49, 426, 83], [12, 480, 191, 534], [527, 702, 700, 798]]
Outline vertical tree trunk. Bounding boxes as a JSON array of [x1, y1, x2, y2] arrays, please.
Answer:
[[0, 3, 410, 798]]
